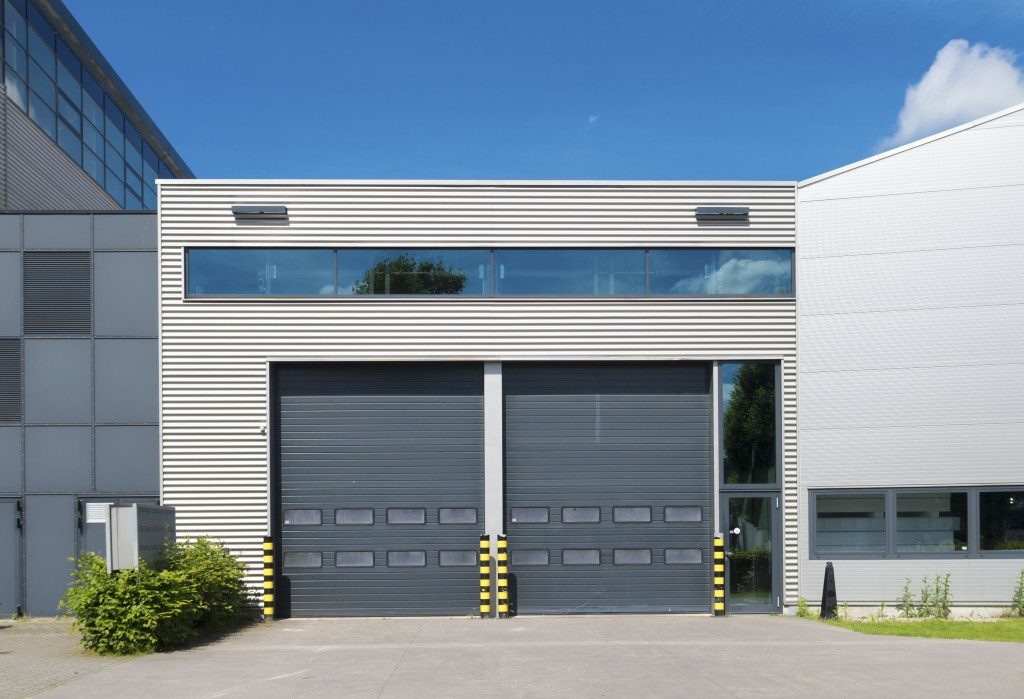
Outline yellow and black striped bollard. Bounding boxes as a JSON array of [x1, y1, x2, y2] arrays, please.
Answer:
[[497, 534, 509, 618], [712, 536, 725, 616], [479, 534, 491, 617], [263, 536, 275, 619]]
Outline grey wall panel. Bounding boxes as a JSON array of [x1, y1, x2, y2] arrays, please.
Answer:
[[24, 495, 75, 616], [25, 427, 91, 493], [0, 253, 20, 335], [94, 215, 156, 250], [797, 104, 1024, 604], [24, 339, 92, 423], [5, 101, 119, 212], [0, 216, 19, 248], [95, 426, 158, 493], [23, 215, 91, 250], [276, 363, 484, 616], [95, 340, 157, 423], [94, 253, 157, 336], [0, 427, 22, 492], [0, 500, 19, 614], [504, 362, 711, 613]]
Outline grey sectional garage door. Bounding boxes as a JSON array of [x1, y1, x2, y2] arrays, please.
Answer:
[[275, 363, 484, 617], [504, 362, 711, 613]]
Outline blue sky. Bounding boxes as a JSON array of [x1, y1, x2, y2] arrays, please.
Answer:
[[65, 0, 1024, 181]]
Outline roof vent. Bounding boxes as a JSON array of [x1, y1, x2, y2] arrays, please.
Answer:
[[231, 205, 288, 220], [695, 206, 749, 221]]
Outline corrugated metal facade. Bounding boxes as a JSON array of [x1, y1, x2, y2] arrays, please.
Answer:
[[158, 181, 798, 600], [797, 106, 1024, 605], [2, 96, 119, 211]]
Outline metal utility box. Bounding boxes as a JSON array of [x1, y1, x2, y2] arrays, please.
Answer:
[[105, 504, 176, 572]]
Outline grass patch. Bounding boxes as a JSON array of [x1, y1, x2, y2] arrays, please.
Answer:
[[826, 617, 1024, 643]]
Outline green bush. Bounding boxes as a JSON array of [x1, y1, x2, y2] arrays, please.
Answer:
[[795, 596, 814, 618], [61, 538, 253, 655], [1011, 570, 1024, 617]]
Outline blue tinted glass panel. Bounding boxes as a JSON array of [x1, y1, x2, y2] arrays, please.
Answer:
[[105, 115, 123, 153], [5, 1, 27, 46], [125, 191, 143, 211], [81, 68, 102, 103], [56, 61, 80, 106], [158, 160, 173, 179], [82, 120, 103, 154], [142, 159, 157, 187], [26, 26, 54, 78], [5, 66, 27, 110], [143, 186, 156, 210], [82, 147, 103, 184], [188, 249, 336, 296], [57, 93, 80, 132], [494, 249, 644, 296], [338, 249, 490, 296], [125, 141, 143, 174], [104, 168, 124, 206], [105, 141, 124, 176], [5, 32, 26, 77], [27, 58, 54, 108], [81, 90, 102, 127], [56, 119, 81, 164], [28, 90, 55, 138], [142, 140, 158, 169], [648, 249, 793, 296], [124, 167, 142, 196]]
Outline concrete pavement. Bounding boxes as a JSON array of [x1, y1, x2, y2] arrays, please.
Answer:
[[22, 614, 1024, 698]]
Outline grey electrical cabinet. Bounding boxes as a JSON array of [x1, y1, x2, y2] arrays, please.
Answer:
[[106, 504, 176, 572]]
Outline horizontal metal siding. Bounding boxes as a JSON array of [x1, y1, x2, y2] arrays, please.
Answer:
[[4, 98, 119, 211], [504, 362, 710, 613], [797, 108, 1024, 603], [276, 363, 483, 616], [159, 182, 797, 596]]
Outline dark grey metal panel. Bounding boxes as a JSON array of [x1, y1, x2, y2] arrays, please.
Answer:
[[0, 340, 22, 422], [95, 426, 159, 493], [0, 499, 19, 615], [276, 363, 484, 617], [23, 215, 91, 250], [24, 495, 75, 616], [25, 427, 91, 493], [0, 253, 22, 335], [95, 340, 157, 423], [504, 362, 711, 614], [0, 427, 22, 492], [23, 252, 91, 335], [5, 102, 119, 211], [94, 253, 157, 336], [23, 339, 91, 423], [93, 215, 156, 250]]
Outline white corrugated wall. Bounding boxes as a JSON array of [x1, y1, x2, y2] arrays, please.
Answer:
[[797, 105, 1024, 605], [158, 181, 799, 600]]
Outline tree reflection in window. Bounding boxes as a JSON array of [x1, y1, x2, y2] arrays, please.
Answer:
[[722, 362, 777, 484], [353, 254, 468, 295]]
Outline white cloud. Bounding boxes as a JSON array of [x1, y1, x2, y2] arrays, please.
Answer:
[[669, 257, 791, 295], [879, 39, 1024, 150], [586, 115, 599, 125]]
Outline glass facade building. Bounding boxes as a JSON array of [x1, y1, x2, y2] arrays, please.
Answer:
[[1, 0, 189, 209]]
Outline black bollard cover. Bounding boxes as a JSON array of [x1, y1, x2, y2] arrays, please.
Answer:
[[820, 561, 838, 619]]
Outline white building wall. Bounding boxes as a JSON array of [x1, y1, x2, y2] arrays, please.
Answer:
[[158, 180, 799, 598], [797, 106, 1024, 605]]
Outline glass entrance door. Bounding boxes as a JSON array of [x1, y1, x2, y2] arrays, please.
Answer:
[[722, 494, 779, 613]]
